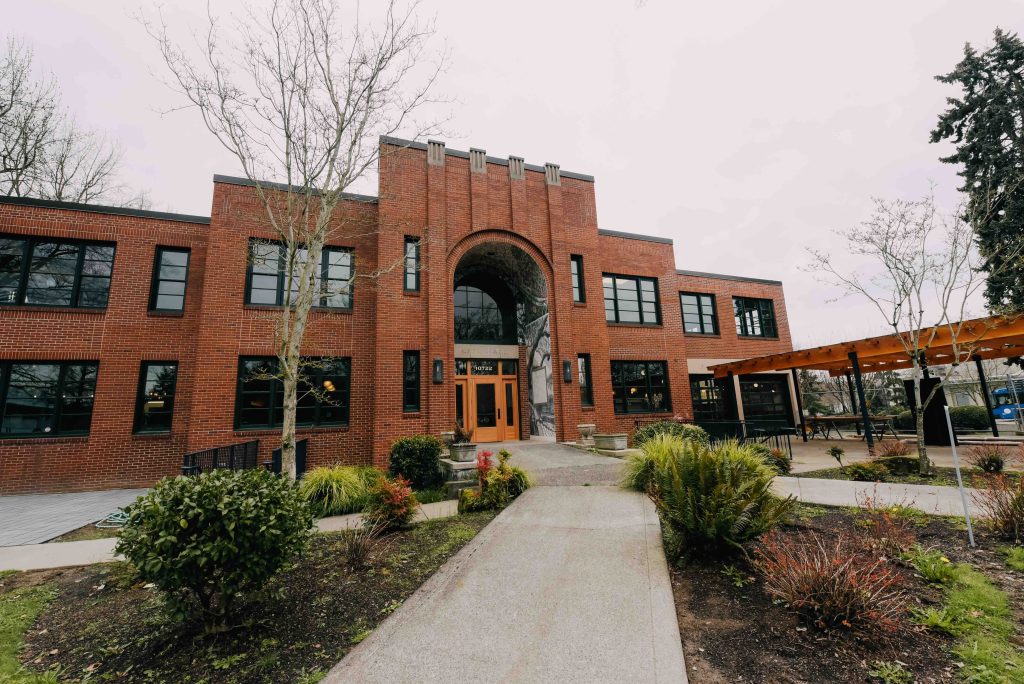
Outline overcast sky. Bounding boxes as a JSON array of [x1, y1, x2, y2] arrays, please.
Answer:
[[7, 0, 1022, 348]]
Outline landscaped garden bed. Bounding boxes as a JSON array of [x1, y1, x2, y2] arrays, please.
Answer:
[[5, 511, 496, 683], [797, 465, 1023, 488]]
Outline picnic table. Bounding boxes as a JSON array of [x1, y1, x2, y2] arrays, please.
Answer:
[[806, 414, 898, 441]]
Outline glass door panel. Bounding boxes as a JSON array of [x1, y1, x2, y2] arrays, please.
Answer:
[[473, 380, 500, 442]]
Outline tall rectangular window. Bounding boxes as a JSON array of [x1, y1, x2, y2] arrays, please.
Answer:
[[689, 374, 729, 421], [150, 247, 190, 312], [134, 362, 178, 433], [610, 360, 671, 414], [577, 353, 593, 407], [0, 235, 115, 308], [235, 356, 351, 429], [403, 351, 420, 412], [680, 292, 718, 335], [0, 361, 98, 437], [404, 237, 420, 292], [245, 240, 353, 309], [733, 297, 778, 338], [570, 254, 585, 303], [603, 274, 660, 325]]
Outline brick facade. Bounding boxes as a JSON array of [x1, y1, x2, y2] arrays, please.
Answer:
[[0, 137, 793, 494]]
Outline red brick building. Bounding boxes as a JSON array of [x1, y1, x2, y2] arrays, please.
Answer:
[[0, 137, 794, 494]]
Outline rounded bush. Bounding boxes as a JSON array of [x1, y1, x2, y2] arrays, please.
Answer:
[[965, 445, 1008, 474], [847, 461, 889, 482], [299, 465, 382, 517], [116, 469, 314, 631], [948, 405, 991, 431], [364, 475, 419, 530], [633, 421, 709, 448], [876, 456, 920, 476], [388, 435, 445, 490], [893, 411, 914, 431]]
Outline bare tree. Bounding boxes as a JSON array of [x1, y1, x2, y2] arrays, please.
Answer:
[[146, 0, 445, 478], [810, 188, 1021, 474], [0, 37, 144, 205]]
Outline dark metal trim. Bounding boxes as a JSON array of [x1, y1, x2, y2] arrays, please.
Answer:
[[676, 269, 783, 286], [598, 228, 673, 245], [0, 194, 210, 224], [212, 174, 379, 203]]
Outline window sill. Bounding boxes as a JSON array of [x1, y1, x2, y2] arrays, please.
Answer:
[[233, 424, 350, 437], [580, 405, 595, 412], [243, 304, 353, 315], [402, 289, 421, 297], [612, 410, 673, 417], [606, 322, 662, 329], [402, 411, 422, 417], [0, 305, 106, 315], [0, 434, 89, 444], [147, 310, 185, 318], [737, 335, 780, 341], [684, 332, 720, 338], [132, 431, 173, 439], [573, 301, 587, 307]]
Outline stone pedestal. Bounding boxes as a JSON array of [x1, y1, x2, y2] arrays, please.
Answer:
[[449, 442, 477, 462], [441, 458, 482, 498], [594, 433, 628, 450], [577, 423, 596, 447]]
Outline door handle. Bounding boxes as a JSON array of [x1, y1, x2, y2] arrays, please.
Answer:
[[498, 408, 501, 419]]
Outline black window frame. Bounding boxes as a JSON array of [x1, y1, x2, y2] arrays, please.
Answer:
[[0, 360, 99, 438], [570, 254, 586, 303], [402, 350, 420, 412], [453, 284, 516, 344], [133, 361, 179, 434], [680, 291, 718, 335], [244, 240, 354, 310], [577, 353, 594, 407], [403, 237, 421, 292], [610, 360, 672, 415], [234, 356, 351, 429], [0, 234, 116, 309], [602, 273, 661, 325], [149, 247, 190, 312], [733, 296, 778, 338], [688, 373, 731, 421]]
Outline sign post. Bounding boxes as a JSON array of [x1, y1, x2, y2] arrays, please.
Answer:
[[943, 405, 975, 547]]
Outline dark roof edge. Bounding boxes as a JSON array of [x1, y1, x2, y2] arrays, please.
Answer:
[[212, 175, 379, 204], [379, 135, 595, 182], [0, 194, 210, 224], [598, 228, 674, 245], [676, 269, 783, 286]]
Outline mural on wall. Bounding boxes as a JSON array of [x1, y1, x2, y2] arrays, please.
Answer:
[[454, 241, 554, 438]]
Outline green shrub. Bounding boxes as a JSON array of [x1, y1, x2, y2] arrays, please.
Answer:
[[847, 461, 889, 482], [116, 469, 314, 632], [827, 445, 845, 467], [457, 449, 531, 513], [651, 439, 795, 557], [868, 661, 913, 684], [388, 435, 445, 490], [299, 465, 381, 517], [904, 547, 961, 585], [876, 456, 919, 476], [893, 411, 915, 431], [973, 475, 1024, 543], [632, 421, 709, 448], [364, 476, 419, 530], [948, 405, 992, 431], [622, 433, 683, 492]]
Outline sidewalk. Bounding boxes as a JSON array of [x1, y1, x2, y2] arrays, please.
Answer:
[[0, 499, 458, 572], [325, 486, 687, 684], [775, 476, 982, 516], [0, 488, 146, 547]]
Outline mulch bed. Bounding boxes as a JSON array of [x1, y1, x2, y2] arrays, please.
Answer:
[[671, 508, 1023, 683], [13, 511, 495, 683], [797, 466, 1022, 489]]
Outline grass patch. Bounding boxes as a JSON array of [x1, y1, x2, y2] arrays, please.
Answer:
[[1, 577, 60, 683], [46, 523, 119, 543], [1004, 546, 1024, 572], [911, 553, 1024, 681], [413, 487, 450, 505], [797, 465, 1021, 489], [790, 503, 831, 521]]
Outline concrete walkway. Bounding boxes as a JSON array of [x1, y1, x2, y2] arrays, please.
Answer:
[[325, 485, 687, 684], [0, 488, 146, 547], [776, 476, 983, 516], [0, 499, 459, 572]]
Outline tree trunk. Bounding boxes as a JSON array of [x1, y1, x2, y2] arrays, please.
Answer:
[[912, 370, 932, 475], [280, 356, 298, 481]]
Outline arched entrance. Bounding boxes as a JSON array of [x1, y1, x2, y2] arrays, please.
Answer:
[[452, 241, 554, 442]]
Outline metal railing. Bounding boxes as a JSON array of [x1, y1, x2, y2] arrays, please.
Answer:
[[181, 440, 261, 476], [269, 439, 308, 479], [632, 417, 795, 459]]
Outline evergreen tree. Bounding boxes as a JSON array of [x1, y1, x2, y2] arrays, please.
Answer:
[[931, 28, 1024, 313]]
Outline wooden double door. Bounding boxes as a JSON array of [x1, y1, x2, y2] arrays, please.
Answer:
[[455, 363, 520, 443]]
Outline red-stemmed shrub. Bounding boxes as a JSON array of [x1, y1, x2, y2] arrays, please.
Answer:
[[364, 476, 419, 530], [755, 531, 907, 635], [476, 450, 493, 487], [972, 474, 1024, 543], [965, 444, 1008, 474], [875, 440, 913, 458], [855, 491, 918, 558]]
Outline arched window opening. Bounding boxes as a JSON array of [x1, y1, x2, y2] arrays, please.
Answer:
[[454, 284, 515, 343]]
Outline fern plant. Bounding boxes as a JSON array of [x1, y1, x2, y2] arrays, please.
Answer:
[[299, 465, 382, 517]]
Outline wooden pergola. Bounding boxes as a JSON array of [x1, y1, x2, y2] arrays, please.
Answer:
[[708, 315, 1024, 447]]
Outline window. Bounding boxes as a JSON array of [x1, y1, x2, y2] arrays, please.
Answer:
[[403, 351, 420, 412], [454, 285, 514, 343], [0, 235, 115, 308], [610, 361, 671, 414], [577, 353, 593, 407], [404, 237, 420, 292], [0, 361, 98, 437], [733, 297, 777, 338], [689, 374, 730, 421], [680, 292, 718, 335], [245, 240, 353, 309], [149, 248, 190, 312], [739, 376, 792, 426], [603, 274, 660, 325], [570, 255, 585, 303], [235, 356, 350, 429], [134, 362, 178, 433]]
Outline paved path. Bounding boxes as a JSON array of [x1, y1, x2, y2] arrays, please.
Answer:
[[776, 476, 983, 516], [489, 439, 624, 485], [325, 485, 687, 684], [0, 488, 146, 547]]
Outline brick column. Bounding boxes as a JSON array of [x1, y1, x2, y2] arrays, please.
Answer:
[[425, 141, 451, 437], [543, 163, 577, 443]]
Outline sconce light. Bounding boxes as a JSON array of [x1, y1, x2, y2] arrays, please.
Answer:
[[433, 359, 444, 384], [563, 360, 573, 383]]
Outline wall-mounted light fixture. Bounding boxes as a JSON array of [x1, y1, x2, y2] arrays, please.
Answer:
[[563, 360, 573, 383], [433, 359, 444, 384]]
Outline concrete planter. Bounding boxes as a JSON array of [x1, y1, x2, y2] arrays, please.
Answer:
[[439, 431, 455, 457], [449, 442, 478, 463], [577, 423, 597, 447], [593, 433, 628, 450]]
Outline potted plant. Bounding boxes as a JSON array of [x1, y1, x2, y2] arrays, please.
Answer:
[[449, 424, 477, 462]]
